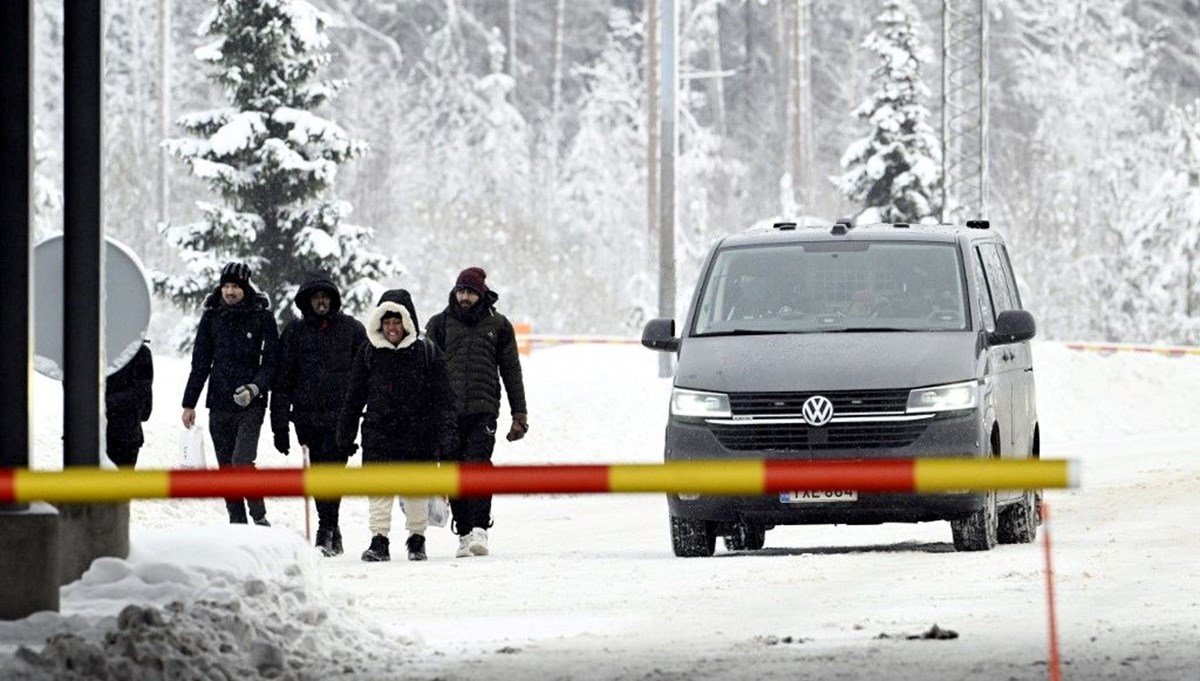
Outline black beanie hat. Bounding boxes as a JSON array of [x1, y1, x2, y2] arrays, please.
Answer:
[[455, 267, 488, 295], [220, 262, 252, 289]]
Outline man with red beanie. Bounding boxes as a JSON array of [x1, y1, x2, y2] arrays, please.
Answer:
[[426, 266, 528, 558]]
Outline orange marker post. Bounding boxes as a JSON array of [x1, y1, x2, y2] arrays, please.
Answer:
[[514, 322, 532, 355]]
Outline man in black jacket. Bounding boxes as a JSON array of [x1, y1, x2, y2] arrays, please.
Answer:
[[338, 289, 457, 562], [105, 340, 153, 468], [271, 271, 367, 556], [426, 267, 528, 558], [181, 262, 279, 525]]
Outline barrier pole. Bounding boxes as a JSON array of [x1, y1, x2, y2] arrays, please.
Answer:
[[0, 458, 1079, 504], [1042, 501, 1062, 681]]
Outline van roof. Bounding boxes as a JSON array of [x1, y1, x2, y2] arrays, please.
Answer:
[[721, 222, 1004, 248]]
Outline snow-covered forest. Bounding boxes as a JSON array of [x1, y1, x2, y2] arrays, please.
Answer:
[[29, 0, 1200, 344]]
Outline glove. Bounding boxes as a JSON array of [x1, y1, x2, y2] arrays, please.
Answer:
[[273, 430, 290, 455], [506, 413, 529, 442], [233, 383, 260, 407]]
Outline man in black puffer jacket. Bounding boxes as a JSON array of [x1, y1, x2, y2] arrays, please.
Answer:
[[106, 340, 154, 468], [181, 262, 279, 526], [271, 271, 367, 557], [426, 267, 527, 558], [337, 289, 457, 562]]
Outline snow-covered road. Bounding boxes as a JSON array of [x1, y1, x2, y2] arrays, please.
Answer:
[[11, 341, 1199, 679]]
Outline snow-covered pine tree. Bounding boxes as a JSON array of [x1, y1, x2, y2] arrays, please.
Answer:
[[157, 0, 398, 323], [833, 0, 940, 224], [1122, 100, 1200, 343]]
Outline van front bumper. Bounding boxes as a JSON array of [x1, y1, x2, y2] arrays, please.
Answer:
[[664, 411, 989, 525]]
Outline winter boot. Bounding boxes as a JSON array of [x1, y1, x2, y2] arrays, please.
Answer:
[[315, 528, 335, 557], [406, 534, 427, 561], [361, 534, 390, 562], [455, 534, 473, 558], [331, 527, 344, 556], [253, 517, 271, 527], [468, 527, 489, 556]]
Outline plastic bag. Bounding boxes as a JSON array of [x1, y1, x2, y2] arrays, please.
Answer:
[[399, 496, 450, 528], [177, 425, 209, 470], [428, 496, 450, 528]]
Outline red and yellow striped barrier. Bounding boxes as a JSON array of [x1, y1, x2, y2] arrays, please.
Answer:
[[519, 334, 640, 348], [0, 459, 1078, 504], [1063, 341, 1200, 357]]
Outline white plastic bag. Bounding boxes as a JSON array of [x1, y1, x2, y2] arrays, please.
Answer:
[[428, 496, 450, 528], [177, 425, 209, 470], [399, 496, 450, 528]]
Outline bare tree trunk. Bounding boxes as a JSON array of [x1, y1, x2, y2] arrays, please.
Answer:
[[647, 0, 659, 239], [705, 4, 726, 136], [550, 0, 566, 121], [775, 0, 792, 211], [790, 0, 810, 209], [504, 0, 516, 79], [157, 0, 170, 226]]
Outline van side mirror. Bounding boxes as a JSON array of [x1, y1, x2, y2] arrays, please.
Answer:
[[988, 309, 1036, 345], [641, 318, 679, 352]]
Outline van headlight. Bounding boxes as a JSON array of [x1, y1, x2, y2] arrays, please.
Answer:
[[906, 380, 978, 413], [671, 388, 732, 418]]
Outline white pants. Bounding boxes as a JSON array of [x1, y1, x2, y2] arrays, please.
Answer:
[[368, 496, 430, 537]]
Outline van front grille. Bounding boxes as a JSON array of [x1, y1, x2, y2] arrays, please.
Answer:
[[709, 421, 927, 451], [729, 389, 910, 415]]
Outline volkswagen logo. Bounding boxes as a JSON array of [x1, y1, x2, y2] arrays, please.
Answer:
[[802, 395, 834, 427]]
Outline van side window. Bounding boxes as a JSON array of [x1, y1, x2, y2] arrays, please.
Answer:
[[981, 244, 1017, 314], [995, 244, 1023, 309], [973, 248, 996, 332]]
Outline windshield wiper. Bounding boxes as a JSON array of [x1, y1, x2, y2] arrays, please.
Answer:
[[824, 327, 916, 333], [695, 329, 783, 337]]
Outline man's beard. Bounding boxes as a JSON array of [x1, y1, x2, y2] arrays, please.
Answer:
[[458, 300, 474, 309]]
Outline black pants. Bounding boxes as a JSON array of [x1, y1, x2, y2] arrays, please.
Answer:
[[449, 413, 498, 536], [210, 404, 267, 523], [295, 422, 348, 530]]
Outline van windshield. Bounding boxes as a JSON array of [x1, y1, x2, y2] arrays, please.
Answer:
[[692, 241, 969, 336]]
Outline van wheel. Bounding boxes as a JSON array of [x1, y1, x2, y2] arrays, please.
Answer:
[[951, 489, 998, 551], [670, 515, 716, 557], [723, 523, 766, 551], [998, 490, 1037, 544]]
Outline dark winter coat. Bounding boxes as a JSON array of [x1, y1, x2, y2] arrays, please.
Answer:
[[426, 289, 527, 418], [182, 285, 279, 413], [106, 341, 153, 460], [337, 289, 457, 463], [270, 272, 367, 436]]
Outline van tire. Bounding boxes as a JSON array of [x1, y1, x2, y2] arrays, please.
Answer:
[[671, 515, 716, 557], [998, 490, 1037, 544], [723, 523, 766, 551], [951, 489, 998, 551]]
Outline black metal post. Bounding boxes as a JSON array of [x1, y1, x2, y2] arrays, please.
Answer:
[[0, 0, 32, 486], [63, 0, 104, 467]]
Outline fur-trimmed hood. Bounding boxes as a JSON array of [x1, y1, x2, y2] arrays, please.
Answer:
[[367, 288, 420, 350]]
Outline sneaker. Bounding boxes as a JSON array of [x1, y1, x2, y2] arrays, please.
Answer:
[[468, 527, 489, 556], [361, 534, 390, 562], [455, 534, 473, 558], [405, 534, 427, 561], [253, 517, 271, 527]]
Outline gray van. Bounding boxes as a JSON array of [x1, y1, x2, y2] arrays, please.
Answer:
[[642, 220, 1039, 556]]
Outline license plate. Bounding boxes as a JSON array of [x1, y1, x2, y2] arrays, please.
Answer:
[[780, 490, 858, 503]]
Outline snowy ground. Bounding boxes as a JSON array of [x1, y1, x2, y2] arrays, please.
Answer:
[[3, 341, 1198, 679]]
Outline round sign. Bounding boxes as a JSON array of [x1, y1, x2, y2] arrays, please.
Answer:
[[33, 234, 152, 379]]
